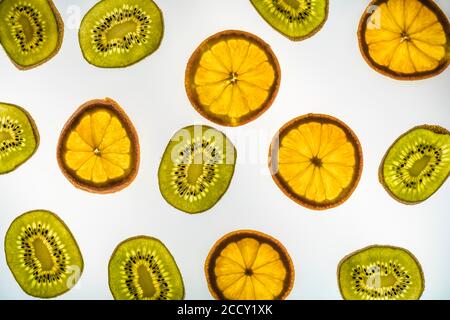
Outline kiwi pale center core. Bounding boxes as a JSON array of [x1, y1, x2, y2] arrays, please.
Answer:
[[187, 163, 204, 184], [106, 21, 138, 42], [18, 15, 34, 43], [0, 131, 13, 141], [409, 155, 431, 177], [137, 265, 156, 298], [366, 272, 397, 289], [33, 238, 54, 271], [284, 0, 300, 10]]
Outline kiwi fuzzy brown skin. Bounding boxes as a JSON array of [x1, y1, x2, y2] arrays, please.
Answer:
[[78, 0, 164, 69], [185, 30, 281, 127], [337, 244, 425, 300], [268, 113, 363, 210], [4, 209, 84, 299], [56, 98, 140, 194], [378, 125, 450, 205], [205, 229, 295, 300], [3, 0, 64, 70], [0, 102, 40, 175], [357, 0, 450, 81], [108, 235, 185, 300], [250, 0, 329, 42]]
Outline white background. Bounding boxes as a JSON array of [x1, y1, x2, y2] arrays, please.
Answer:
[[0, 0, 449, 300]]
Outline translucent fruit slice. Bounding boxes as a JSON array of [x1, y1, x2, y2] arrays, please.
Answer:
[[250, 0, 329, 41], [338, 245, 424, 300], [57, 98, 140, 193], [5, 210, 84, 298], [0, 0, 63, 70], [269, 114, 363, 210], [205, 230, 295, 300], [0, 102, 39, 174], [158, 125, 237, 214], [185, 30, 281, 126], [78, 0, 164, 68], [109, 236, 184, 300], [379, 125, 450, 204], [358, 0, 450, 80]]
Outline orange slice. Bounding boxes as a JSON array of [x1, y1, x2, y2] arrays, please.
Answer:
[[205, 230, 294, 300], [57, 98, 139, 193], [185, 30, 281, 126], [269, 114, 363, 210], [358, 0, 450, 80]]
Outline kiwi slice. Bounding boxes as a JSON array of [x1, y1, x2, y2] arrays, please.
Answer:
[[250, 0, 328, 41], [57, 98, 140, 194], [79, 0, 164, 68], [5, 210, 84, 298], [109, 236, 185, 300], [0, 0, 63, 70], [338, 245, 424, 300], [379, 125, 450, 204], [158, 125, 237, 214], [0, 102, 39, 174]]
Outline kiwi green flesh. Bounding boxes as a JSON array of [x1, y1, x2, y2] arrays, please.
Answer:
[[338, 245, 424, 300], [4, 210, 84, 298], [0, 0, 62, 69], [109, 236, 184, 300], [250, 0, 328, 40], [158, 125, 237, 214], [0, 103, 39, 174], [381, 126, 450, 204], [79, 0, 164, 68]]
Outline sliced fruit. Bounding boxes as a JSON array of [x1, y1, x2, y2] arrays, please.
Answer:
[[338, 245, 424, 300], [379, 125, 450, 204], [0, 102, 39, 174], [358, 0, 450, 80], [269, 113, 363, 210], [79, 0, 164, 68], [57, 98, 140, 193], [185, 30, 281, 127], [158, 125, 236, 214], [109, 236, 185, 300], [205, 230, 295, 300], [250, 0, 329, 41], [5, 210, 84, 298], [0, 0, 63, 69]]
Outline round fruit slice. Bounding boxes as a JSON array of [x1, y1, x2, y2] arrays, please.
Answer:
[[250, 0, 329, 41], [185, 30, 281, 127], [57, 98, 140, 194], [5, 210, 84, 298], [338, 245, 424, 300], [0, 102, 39, 174], [269, 114, 363, 210], [109, 236, 185, 300], [379, 125, 450, 204], [358, 0, 450, 80], [0, 0, 63, 70], [79, 0, 164, 68], [205, 230, 295, 300], [158, 125, 236, 214]]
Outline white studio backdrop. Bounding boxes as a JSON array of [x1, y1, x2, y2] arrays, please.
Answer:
[[0, 0, 449, 299]]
